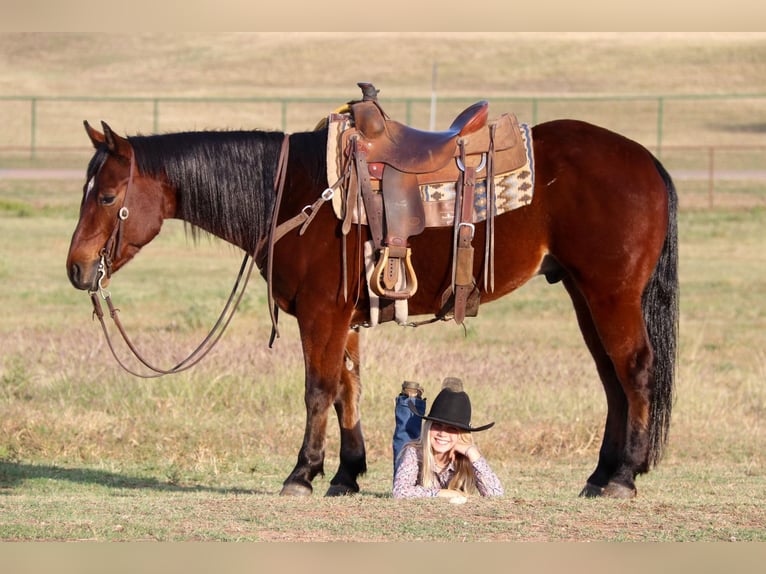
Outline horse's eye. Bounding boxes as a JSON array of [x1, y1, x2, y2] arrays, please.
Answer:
[[100, 195, 117, 206]]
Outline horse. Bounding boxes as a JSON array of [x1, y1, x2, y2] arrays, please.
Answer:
[[66, 98, 678, 499]]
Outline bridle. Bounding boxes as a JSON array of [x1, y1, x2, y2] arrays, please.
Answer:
[[93, 153, 135, 285], [88, 135, 290, 378]]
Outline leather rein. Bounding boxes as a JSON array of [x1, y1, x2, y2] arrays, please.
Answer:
[[88, 135, 293, 378]]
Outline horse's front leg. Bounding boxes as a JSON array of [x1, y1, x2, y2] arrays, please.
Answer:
[[280, 312, 351, 496], [326, 328, 367, 496]]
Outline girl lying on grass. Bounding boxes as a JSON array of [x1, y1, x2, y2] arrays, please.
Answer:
[[392, 377, 504, 500]]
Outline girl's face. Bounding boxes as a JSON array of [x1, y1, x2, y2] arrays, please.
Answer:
[[429, 422, 461, 456]]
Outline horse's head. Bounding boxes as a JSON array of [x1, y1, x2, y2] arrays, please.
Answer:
[[66, 121, 177, 291]]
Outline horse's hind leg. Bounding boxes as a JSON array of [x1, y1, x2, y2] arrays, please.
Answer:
[[326, 328, 367, 496], [562, 277, 629, 496], [563, 277, 653, 498]]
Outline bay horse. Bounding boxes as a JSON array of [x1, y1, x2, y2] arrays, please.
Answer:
[[66, 98, 678, 499]]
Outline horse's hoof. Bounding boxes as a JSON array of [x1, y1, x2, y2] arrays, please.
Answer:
[[579, 481, 637, 499], [579, 483, 605, 498], [325, 484, 358, 497], [279, 482, 313, 496], [602, 481, 637, 499]]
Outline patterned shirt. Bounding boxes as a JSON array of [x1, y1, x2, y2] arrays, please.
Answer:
[[392, 444, 504, 499]]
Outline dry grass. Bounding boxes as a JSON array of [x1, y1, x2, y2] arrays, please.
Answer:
[[3, 33, 765, 98]]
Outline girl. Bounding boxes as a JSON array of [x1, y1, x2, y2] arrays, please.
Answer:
[[392, 378, 504, 499]]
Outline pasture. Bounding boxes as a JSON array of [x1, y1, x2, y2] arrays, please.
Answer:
[[1, 33, 765, 541]]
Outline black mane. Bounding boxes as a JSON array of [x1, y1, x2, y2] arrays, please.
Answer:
[[128, 130, 286, 253]]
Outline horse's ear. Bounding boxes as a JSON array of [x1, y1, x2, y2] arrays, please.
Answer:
[[101, 121, 132, 160], [84, 120, 105, 148]]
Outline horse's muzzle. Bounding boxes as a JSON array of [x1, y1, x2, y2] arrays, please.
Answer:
[[67, 259, 100, 291]]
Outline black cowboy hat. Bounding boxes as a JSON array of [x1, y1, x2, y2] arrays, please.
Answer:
[[408, 377, 494, 432]]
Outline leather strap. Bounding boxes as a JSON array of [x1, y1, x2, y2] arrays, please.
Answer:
[[90, 252, 255, 378], [354, 137, 384, 251], [100, 152, 136, 276], [453, 141, 477, 325], [341, 147, 357, 236], [484, 123, 497, 293], [265, 134, 291, 345], [268, 186, 334, 246]]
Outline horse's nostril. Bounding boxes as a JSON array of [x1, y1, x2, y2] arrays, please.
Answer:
[[69, 263, 82, 287]]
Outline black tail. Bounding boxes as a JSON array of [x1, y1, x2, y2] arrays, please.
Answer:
[[642, 157, 679, 468]]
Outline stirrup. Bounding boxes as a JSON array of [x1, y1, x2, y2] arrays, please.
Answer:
[[371, 246, 418, 300]]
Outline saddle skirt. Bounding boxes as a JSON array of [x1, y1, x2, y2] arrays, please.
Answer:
[[326, 111, 535, 228]]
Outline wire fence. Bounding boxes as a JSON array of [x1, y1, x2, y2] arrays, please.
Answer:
[[2, 93, 765, 209]]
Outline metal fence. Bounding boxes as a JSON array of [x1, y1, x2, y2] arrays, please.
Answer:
[[2, 93, 765, 208]]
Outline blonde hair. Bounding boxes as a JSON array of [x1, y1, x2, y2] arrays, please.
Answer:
[[411, 419, 478, 494]]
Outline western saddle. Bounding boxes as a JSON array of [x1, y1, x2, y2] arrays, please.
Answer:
[[338, 82, 527, 324]]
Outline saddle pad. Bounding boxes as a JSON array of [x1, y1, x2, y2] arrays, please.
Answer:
[[326, 114, 535, 228]]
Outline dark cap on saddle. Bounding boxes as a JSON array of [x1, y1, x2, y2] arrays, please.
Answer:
[[409, 377, 494, 432]]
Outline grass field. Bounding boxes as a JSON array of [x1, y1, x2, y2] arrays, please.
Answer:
[[1, 33, 765, 542], [1, 184, 764, 541]]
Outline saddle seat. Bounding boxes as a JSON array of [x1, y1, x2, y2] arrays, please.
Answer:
[[352, 83, 489, 174]]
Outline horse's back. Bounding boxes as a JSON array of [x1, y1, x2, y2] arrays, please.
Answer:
[[532, 119, 664, 189], [531, 120, 669, 232], [529, 119, 670, 290]]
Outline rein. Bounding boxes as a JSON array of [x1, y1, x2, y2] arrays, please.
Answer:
[[89, 254, 255, 378], [89, 135, 291, 378]]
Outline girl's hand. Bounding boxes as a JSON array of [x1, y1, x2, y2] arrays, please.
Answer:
[[437, 488, 466, 499], [454, 442, 481, 463]]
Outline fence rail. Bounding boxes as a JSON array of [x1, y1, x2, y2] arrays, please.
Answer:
[[2, 92, 766, 154], [2, 93, 765, 209]]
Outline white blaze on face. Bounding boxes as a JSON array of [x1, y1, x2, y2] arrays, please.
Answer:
[[86, 176, 96, 200]]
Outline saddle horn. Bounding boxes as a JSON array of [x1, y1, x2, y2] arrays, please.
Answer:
[[357, 82, 380, 102]]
